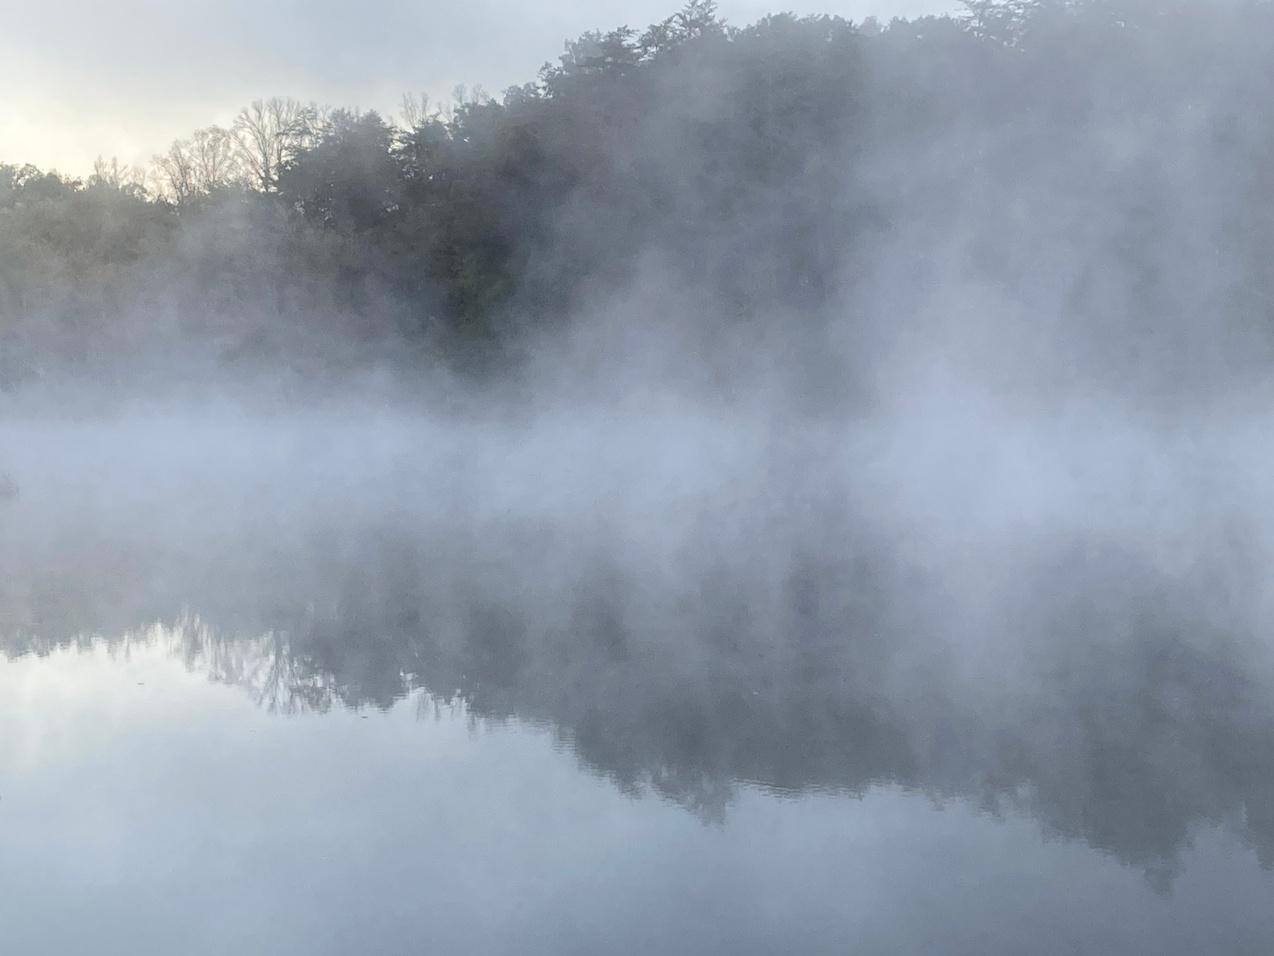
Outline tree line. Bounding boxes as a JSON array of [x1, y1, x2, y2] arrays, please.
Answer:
[[2, 0, 1273, 394]]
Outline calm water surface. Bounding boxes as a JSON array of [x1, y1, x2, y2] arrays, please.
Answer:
[[2, 405, 1272, 955]]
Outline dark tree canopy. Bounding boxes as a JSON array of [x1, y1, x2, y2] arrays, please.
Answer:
[[0, 0, 1272, 398]]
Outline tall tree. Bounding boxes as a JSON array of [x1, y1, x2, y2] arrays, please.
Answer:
[[233, 97, 315, 192], [279, 109, 401, 233]]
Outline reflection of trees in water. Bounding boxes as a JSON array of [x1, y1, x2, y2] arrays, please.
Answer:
[[3, 522, 1274, 881], [181, 619, 343, 716]]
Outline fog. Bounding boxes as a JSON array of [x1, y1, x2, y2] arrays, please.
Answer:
[[4, 0, 1274, 907], [6, 366, 1274, 879]]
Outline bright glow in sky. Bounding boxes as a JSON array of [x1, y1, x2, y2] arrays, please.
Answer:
[[0, 0, 956, 176]]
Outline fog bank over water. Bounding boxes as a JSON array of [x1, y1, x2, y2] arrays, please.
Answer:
[[5, 6, 1274, 926], [4, 366, 1274, 881]]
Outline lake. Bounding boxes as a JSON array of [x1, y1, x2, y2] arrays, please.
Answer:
[[2, 400, 1272, 955]]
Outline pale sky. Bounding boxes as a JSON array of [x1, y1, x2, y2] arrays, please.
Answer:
[[1, 0, 955, 176]]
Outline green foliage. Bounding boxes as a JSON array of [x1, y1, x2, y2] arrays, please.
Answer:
[[1, 0, 1273, 390], [279, 110, 401, 233]]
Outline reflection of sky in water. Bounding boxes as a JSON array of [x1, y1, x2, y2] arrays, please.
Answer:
[[1, 638, 1272, 956]]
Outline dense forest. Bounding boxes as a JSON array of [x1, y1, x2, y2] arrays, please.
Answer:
[[3, 0, 1273, 401]]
